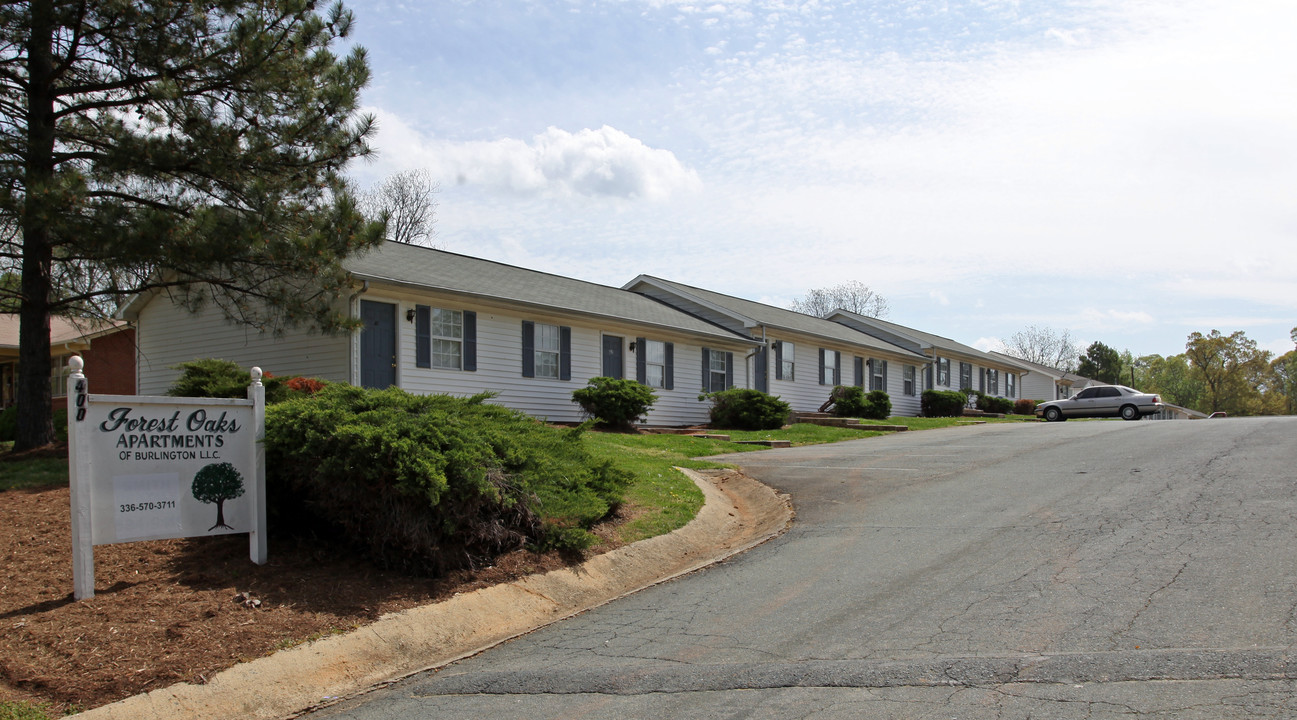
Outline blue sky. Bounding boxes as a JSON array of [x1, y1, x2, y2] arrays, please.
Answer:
[[342, 0, 1296, 361]]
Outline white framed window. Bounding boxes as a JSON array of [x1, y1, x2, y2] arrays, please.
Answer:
[[777, 341, 794, 381], [903, 365, 916, 396], [645, 340, 667, 388], [535, 323, 561, 379], [987, 369, 999, 395], [707, 349, 730, 391], [959, 362, 973, 390], [51, 355, 74, 398], [936, 357, 950, 386], [431, 308, 463, 369], [1006, 373, 1016, 398], [870, 359, 886, 391], [822, 350, 837, 385]]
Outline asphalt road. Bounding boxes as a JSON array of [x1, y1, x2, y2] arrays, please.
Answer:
[[312, 417, 1297, 719]]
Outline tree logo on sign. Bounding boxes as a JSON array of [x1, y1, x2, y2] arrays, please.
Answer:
[[192, 462, 246, 531]]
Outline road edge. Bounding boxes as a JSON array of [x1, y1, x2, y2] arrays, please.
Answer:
[[75, 468, 792, 720]]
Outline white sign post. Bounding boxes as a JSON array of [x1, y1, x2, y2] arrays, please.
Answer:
[[67, 357, 267, 600]]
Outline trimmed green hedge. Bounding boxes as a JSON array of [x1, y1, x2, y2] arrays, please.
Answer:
[[830, 386, 891, 420], [976, 394, 1015, 415], [700, 388, 790, 430], [921, 389, 967, 417], [263, 385, 631, 575]]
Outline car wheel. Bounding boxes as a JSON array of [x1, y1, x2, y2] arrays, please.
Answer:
[[1120, 405, 1140, 421], [1044, 406, 1063, 422]]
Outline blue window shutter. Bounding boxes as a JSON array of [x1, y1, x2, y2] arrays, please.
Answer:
[[754, 345, 768, 393], [636, 336, 647, 383], [521, 321, 535, 377], [834, 351, 841, 385], [414, 305, 431, 369], [664, 342, 674, 390], [979, 368, 985, 393], [866, 359, 874, 390], [854, 357, 864, 388], [462, 311, 477, 371], [774, 341, 783, 381], [701, 348, 710, 392], [725, 352, 734, 389], [818, 348, 826, 385], [925, 364, 933, 390], [882, 360, 888, 390], [559, 326, 572, 381]]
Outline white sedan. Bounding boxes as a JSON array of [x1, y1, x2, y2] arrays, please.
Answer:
[[1035, 385, 1162, 422]]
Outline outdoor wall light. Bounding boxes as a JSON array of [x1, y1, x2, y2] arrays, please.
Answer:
[[406, 308, 416, 323]]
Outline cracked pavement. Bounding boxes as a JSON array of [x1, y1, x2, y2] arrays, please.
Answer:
[[311, 417, 1297, 719]]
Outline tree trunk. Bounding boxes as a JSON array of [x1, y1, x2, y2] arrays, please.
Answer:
[[14, 0, 58, 451], [209, 499, 231, 531]]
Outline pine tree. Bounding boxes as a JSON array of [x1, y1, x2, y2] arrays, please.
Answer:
[[0, 1, 385, 449]]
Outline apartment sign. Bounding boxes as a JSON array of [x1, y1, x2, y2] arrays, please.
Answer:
[[67, 357, 267, 600]]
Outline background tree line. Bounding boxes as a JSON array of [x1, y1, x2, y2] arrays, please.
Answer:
[[1002, 326, 1297, 416]]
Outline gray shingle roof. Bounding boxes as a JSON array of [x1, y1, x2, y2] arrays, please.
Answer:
[[625, 275, 926, 359], [833, 311, 1018, 367], [345, 243, 756, 344]]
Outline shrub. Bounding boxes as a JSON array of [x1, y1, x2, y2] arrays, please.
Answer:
[[571, 376, 657, 431], [829, 385, 867, 418], [977, 395, 1014, 415], [167, 358, 253, 398], [0, 406, 66, 443], [167, 358, 324, 404], [700, 388, 790, 430], [284, 376, 328, 396], [863, 390, 892, 420], [263, 385, 632, 575], [922, 389, 967, 417], [1013, 398, 1038, 415]]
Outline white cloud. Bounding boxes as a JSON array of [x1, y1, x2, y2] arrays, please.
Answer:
[[1075, 309, 1157, 333], [363, 110, 701, 201]]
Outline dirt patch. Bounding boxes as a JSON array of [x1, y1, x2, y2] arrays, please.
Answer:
[[0, 480, 632, 714]]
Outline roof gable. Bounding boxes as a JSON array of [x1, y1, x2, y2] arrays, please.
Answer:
[[623, 276, 925, 360], [831, 311, 1020, 369]]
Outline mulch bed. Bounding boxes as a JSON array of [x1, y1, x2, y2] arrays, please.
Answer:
[[0, 444, 626, 714]]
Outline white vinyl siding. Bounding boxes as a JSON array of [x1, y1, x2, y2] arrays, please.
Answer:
[[135, 285, 753, 427], [134, 292, 350, 395]]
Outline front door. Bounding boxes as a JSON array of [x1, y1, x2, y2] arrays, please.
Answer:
[[602, 335, 624, 379], [360, 300, 397, 389]]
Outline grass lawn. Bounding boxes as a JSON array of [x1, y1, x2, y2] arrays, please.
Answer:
[[0, 453, 69, 492]]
